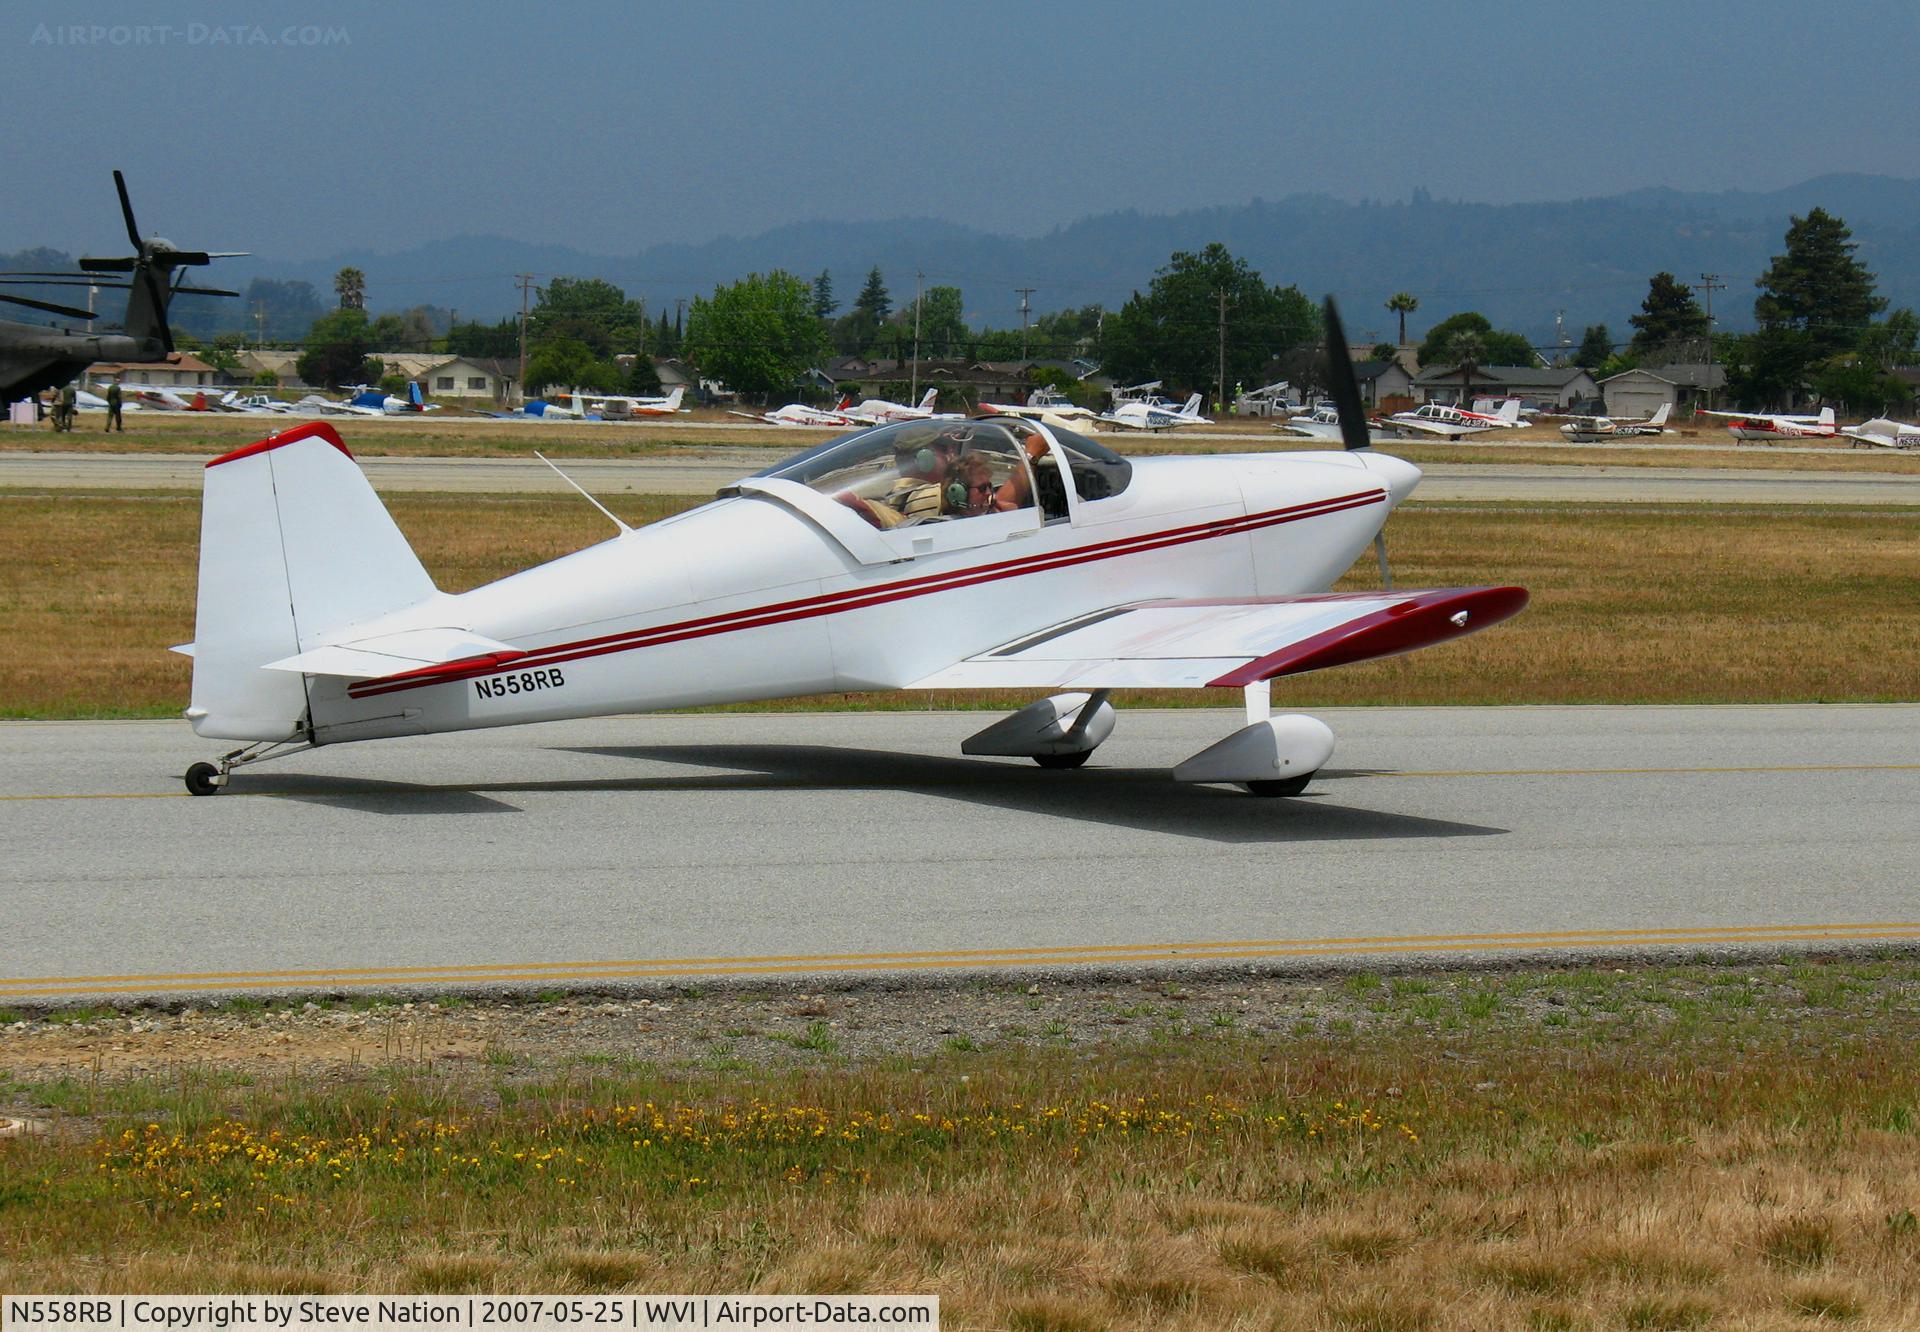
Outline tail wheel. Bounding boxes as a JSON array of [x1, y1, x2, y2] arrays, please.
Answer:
[[184, 762, 221, 796], [1244, 772, 1314, 797], [1034, 751, 1093, 770]]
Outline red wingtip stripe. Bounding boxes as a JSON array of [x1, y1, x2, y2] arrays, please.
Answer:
[[361, 650, 528, 687], [1207, 585, 1530, 687], [205, 420, 353, 469]]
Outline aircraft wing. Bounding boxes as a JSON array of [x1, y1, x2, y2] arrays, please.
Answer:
[[262, 626, 526, 679], [908, 586, 1527, 690], [1388, 418, 1477, 438]]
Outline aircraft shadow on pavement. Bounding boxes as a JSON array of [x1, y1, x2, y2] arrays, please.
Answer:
[[557, 743, 1508, 845], [234, 748, 1505, 843]]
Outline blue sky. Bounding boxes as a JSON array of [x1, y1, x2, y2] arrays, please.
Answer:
[[3, 0, 1915, 260]]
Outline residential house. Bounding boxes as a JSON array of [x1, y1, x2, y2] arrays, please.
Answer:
[[84, 354, 219, 389], [421, 356, 518, 402], [1600, 364, 1728, 418], [1413, 364, 1598, 410]]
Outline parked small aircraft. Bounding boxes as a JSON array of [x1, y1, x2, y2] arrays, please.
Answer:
[[734, 397, 860, 427], [1699, 406, 1836, 441], [1839, 416, 1920, 450], [845, 387, 943, 425], [554, 386, 689, 418], [174, 298, 1525, 799], [979, 389, 1107, 434], [1276, 405, 1401, 446], [1102, 392, 1210, 431], [1384, 401, 1517, 439], [1557, 403, 1670, 442]]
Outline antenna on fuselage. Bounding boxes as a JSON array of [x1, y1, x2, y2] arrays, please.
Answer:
[[533, 451, 633, 534]]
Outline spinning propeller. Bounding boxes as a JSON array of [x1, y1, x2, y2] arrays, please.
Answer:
[[1320, 295, 1394, 589]]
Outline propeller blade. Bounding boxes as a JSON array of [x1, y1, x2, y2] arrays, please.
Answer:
[[1374, 531, 1393, 590], [0, 292, 99, 321], [162, 251, 212, 267], [78, 257, 139, 272], [114, 169, 143, 252], [1321, 296, 1372, 453], [201, 251, 251, 259]]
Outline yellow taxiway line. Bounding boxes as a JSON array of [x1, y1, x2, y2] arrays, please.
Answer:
[[4, 923, 1915, 998]]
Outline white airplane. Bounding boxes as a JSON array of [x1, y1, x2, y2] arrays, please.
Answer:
[[733, 396, 861, 427], [171, 298, 1527, 800], [1384, 402, 1512, 439], [845, 387, 942, 425], [1698, 406, 1836, 442], [1101, 392, 1211, 431], [1276, 405, 1401, 446], [1465, 397, 1529, 426], [1839, 416, 1920, 450], [979, 389, 1108, 434], [545, 386, 689, 419], [325, 383, 440, 416], [1557, 403, 1670, 442]]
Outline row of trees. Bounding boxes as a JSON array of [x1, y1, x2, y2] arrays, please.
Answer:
[[1564, 210, 1914, 411], [243, 205, 1918, 409]]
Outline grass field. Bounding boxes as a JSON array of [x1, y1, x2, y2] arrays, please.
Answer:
[[3, 959, 1918, 1325], [0, 493, 1914, 718], [8, 411, 1920, 474]]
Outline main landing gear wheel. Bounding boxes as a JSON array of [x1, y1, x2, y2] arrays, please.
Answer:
[[1034, 750, 1093, 770], [184, 762, 221, 797], [1243, 772, 1315, 798]]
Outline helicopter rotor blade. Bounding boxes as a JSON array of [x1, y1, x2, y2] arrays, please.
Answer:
[[0, 292, 100, 322], [114, 169, 143, 253]]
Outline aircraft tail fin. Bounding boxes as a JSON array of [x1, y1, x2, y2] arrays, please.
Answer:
[[408, 381, 425, 408], [1183, 393, 1203, 416], [186, 423, 437, 740], [919, 387, 938, 410], [1498, 398, 1521, 423], [1649, 403, 1670, 427], [1818, 406, 1835, 426], [663, 385, 686, 410]]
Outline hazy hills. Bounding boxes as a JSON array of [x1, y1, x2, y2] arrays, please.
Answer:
[[12, 175, 1918, 345]]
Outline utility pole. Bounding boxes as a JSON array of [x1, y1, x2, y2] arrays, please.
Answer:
[[1015, 287, 1036, 361], [1694, 273, 1725, 412], [515, 273, 536, 404], [1216, 288, 1230, 414], [447, 307, 457, 354], [1555, 309, 1569, 366], [911, 269, 923, 400], [253, 303, 267, 347]]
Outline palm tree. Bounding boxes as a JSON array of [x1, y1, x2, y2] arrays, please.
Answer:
[[1449, 330, 1485, 408], [334, 266, 365, 311], [1385, 292, 1419, 347]]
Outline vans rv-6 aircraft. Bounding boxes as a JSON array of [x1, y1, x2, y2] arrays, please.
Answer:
[[176, 300, 1526, 798]]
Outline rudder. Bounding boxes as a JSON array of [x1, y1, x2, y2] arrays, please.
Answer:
[[186, 423, 436, 740]]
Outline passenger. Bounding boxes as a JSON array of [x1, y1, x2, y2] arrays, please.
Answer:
[[953, 452, 1001, 516]]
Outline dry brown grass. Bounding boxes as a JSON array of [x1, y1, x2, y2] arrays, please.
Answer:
[[2, 493, 1914, 716], [5, 1007, 1919, 1327]]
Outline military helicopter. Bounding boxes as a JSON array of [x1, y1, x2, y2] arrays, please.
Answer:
[[0, 170, 244, 404]]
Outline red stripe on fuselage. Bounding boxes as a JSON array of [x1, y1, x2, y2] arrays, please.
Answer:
[[345, 488, 1388, 699]]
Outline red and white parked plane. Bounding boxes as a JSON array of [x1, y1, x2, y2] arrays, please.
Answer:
[[1699, 406, 1836, 442], [175, 300, 1526, 798], [735, 396, 859, 427], [1386, 400, 1522, 439]]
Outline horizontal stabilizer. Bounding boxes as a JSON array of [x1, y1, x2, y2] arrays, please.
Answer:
[[264, 627, 524, 679], [910, 587, 1528, 691]]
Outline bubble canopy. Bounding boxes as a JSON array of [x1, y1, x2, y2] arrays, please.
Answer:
[[749, 417, 1133, 517]]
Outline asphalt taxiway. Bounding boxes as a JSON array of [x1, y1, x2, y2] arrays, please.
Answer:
[[3, 706, 1916, 1002]]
